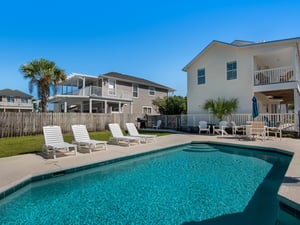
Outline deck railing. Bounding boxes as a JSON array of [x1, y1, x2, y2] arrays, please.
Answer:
[[254, 66, 294, 85], [61, 86, 132, 100], [64, 86, 102, 96], [180, 113, 297, 131]]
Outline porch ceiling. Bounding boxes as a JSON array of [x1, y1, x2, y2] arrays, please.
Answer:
[[260, 89, 294, 104]]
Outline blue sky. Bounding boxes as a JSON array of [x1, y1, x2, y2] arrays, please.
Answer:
[[0, 0, 300, 98]]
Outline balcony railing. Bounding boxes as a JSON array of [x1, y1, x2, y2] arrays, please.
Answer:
[[0, 102, 32, 108], [62, 86, 132, 100], [65, 86, 102, 96], [254, 66, 294, 85]]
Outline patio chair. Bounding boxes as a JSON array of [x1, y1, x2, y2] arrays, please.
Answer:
[[213, 121, 229, 136], [280, 70, 293, 82], [246, 121, 267, 141], [152, 120, 162, 129], [43, 125, 77, 159], [231, 121, 245, 135], [108, 123, 140, 146], [71, 125, 107, 153], [266, 122, 282, 140], [256, 72, 269, 84], [126, 123, 156, 143], [198, 121, 210, 134]]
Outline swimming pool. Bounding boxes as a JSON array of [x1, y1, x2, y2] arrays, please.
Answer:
[[0, 143, 291, 224]]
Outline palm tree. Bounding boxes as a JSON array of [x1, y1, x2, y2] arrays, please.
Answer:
[[203, 97, 238, 121], [20, 58, 66, 112]]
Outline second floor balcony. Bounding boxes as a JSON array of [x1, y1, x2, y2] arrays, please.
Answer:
[[63, 86, 132, 100], [254, 66, 295, 86], [0, 101, 33, 109]]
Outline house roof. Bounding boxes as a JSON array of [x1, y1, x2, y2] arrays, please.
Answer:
[[62, 73, 98, 86], [183, 37, 300, 71], [100, 72, 175, 92], [0, 89, 32, 98]]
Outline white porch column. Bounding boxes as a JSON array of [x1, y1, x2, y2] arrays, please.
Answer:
[[89, 99, 92, 113], [293, 47, 299, 80], [64, 101, 67, 113], [83, 77, 86, 96], [130, 102, 133, 114], [104, 100, 107, 114]]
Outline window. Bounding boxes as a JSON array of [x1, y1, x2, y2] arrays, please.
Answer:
[[149, 87, 155, 96], [132, 84, 138, 98], [143, 106, 152, 114], [227, 61, 237, 80], [21, 97, 28, 103], [0, 96, 2, 102], [197, 68, 205, 85], [108, 79, 116, 96], [7, 96, 14, 103]]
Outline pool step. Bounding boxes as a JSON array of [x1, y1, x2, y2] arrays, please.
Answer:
[[183, 145, 219, 152]]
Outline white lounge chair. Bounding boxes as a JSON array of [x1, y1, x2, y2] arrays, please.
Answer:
[[43, 125, 77, 159], [213, 121, 229, 136], [152, 120, 161, 129], [126, 123, 156, 143], [71, 124, 107, 153], [108, 123, 140, 146], [198, 121, 210, 134]]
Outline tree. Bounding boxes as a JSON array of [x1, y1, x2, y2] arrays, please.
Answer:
[[203, 97, 238, 121], [152, 95, 187, 115], [20, 58, 66, 112]]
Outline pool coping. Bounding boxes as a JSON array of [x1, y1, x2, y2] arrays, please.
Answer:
[[0, 142, 188, 201], [0, 134, 299, 221]]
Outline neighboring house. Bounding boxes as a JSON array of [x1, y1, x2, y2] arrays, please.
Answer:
[[0, 89, 33, 112], [49, 72, 175, 115], [183, 37, 300, 119]]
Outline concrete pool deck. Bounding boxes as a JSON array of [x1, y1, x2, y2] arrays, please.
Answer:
[[0, 133, 300, 221]]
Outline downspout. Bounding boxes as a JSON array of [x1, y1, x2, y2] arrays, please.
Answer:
[[295, 43, 300, 92], [296, 42, 300, 65]]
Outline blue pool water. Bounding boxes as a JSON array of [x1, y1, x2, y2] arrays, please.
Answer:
[[0, 143, 291, 225]]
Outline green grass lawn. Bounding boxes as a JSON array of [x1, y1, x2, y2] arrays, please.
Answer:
[[0, 130, 171, 158]]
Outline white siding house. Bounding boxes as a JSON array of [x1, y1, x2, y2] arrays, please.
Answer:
[[183, 37, 300, 128]]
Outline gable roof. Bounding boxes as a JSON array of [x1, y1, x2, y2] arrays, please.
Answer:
[[183, 37, 300, 72], [0, 89, 32, 98], [100, 72, 175, 92]]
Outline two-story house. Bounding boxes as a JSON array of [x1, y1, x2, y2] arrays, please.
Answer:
[[0, 89, 33, 112], [49, 72, 175, 115], [183, 37, 300, 127]]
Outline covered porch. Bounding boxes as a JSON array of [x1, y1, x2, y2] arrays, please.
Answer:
[[49, 96, 133, 113]]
